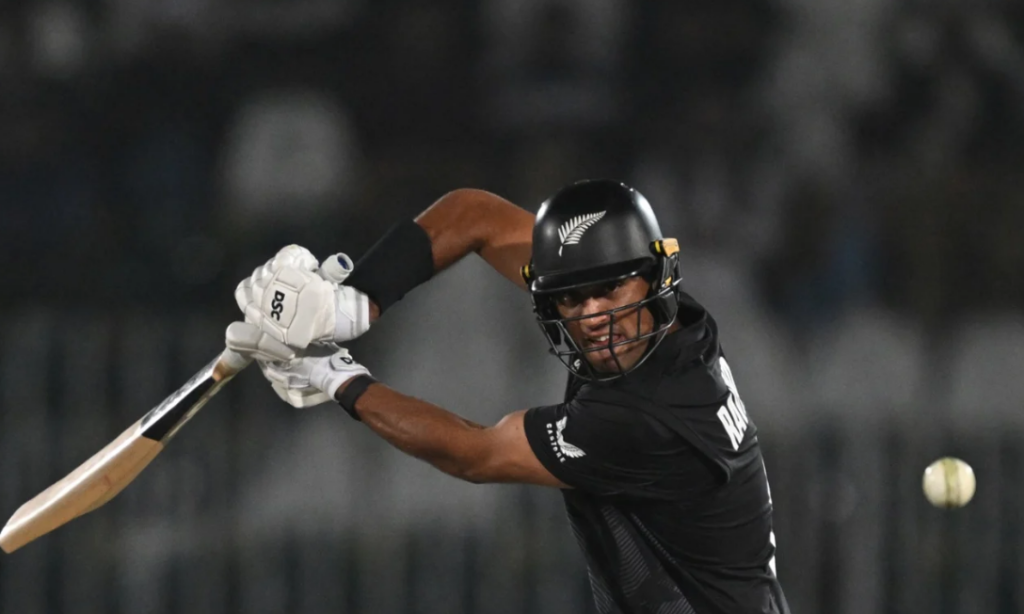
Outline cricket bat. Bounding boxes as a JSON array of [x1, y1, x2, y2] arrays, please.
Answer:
[[0, 250, 354, 554], [0, 348, 252, 554]]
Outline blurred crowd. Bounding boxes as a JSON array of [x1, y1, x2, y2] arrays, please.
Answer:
[[1, 0, 1023, 335]]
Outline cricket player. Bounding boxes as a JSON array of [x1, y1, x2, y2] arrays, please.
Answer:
[[226, 180, 791, 614]]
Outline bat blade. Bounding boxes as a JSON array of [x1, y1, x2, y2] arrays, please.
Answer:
[[0, 421, 163, 553], [0, 349, 249, 554]]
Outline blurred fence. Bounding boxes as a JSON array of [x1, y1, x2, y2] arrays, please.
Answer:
[[0, 306, 1022, 614]]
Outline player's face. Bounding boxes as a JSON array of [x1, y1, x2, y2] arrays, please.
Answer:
[[553, 276, 655, 374]]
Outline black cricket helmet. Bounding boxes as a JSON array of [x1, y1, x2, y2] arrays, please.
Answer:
[[521, 179, 682, 380]]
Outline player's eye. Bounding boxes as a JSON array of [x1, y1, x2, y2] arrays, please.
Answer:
[[555, 292, 581, 309], [556, 280, 624, 308], [599, 280, 624, 296]]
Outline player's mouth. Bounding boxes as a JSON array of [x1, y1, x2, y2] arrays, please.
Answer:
[[583, 333, 626, 350]]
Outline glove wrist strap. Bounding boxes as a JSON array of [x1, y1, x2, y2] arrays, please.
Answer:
[[336, 374, 377, 421]]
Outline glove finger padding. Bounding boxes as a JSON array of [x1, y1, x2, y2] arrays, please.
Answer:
[[235, 276, 255, 316], [263, 347, 370, 400], [235, 245, 319, 316], [270, 380, 333, 408], [269, 245, 319, 273], [225, 322, 296, 362], [260, 341, 341, 389], [225, 321, 338, 408]]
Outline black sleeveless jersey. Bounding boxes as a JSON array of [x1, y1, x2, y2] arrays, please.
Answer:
[[523, 294, 790, 614]]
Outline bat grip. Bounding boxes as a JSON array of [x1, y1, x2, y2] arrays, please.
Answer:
[[214, 348, 253, 381], [317, 253, 355, 284]]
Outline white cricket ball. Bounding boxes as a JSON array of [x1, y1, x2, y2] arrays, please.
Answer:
[[922, 457, 976, 509]]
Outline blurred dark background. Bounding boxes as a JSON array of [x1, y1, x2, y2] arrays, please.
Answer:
[[1, 1, 1023, 613]]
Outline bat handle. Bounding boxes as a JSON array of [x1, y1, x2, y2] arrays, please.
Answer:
[[318, 253, 355, 284], [214, 348, 253, 381]]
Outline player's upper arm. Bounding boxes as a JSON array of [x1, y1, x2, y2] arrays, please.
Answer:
[[474, 196, 534, 291], [465, 410, 569, 488], [415, 188, 535, 290]]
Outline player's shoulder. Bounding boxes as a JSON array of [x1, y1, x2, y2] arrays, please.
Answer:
[[653, 296, 734, 404]]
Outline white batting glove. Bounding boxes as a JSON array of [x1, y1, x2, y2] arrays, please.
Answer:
[[225, 319, 295, 362], [225, 322, 343, 408], [235, 247, 371, 349], [262, 343, 370, 403]]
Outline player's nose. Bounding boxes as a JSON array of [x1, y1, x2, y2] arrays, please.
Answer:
[[579, 298, 612, 326]]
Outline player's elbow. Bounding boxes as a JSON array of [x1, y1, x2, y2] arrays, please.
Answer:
[[440, 463, 486, 485], [422, 445, 495, 485], [457, 472, 487, 485], [454, 457, 498, 485], [451, 446, 506, 485], [443, 187, 496, 203], [442, 187, 481, 200], [432, 188, 491, 221]]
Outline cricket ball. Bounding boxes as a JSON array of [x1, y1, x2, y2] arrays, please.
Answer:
[[922, 457, 976, 509]]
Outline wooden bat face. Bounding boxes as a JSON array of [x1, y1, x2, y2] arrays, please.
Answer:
[[0, 350, 248, 554]]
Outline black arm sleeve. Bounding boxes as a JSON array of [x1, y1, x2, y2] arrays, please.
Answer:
[[344, 220, 435, 314]]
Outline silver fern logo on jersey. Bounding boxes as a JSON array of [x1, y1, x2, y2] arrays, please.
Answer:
[[547, 416, 586, 462], [557, 211, 606, 256]]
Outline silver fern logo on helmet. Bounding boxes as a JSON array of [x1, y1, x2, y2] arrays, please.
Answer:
[[557, 211, 606, 256]]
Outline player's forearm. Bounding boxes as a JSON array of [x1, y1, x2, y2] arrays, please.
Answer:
[[340, 382, 491, 482], [415, 189, 534, 288], [344, 189, 532, 316]]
